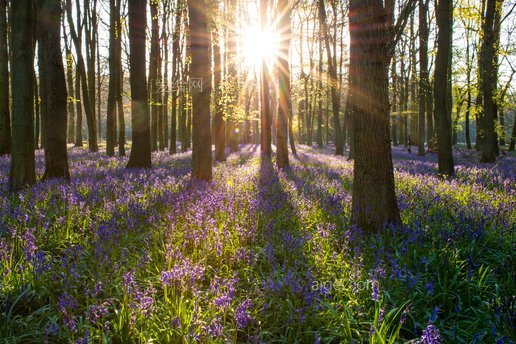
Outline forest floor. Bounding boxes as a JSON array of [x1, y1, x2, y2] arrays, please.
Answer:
[[0, 145, 514, 343]]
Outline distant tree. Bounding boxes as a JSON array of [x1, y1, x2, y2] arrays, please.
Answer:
[[66, 0, 98, 152], [434, 0, 454, 177], [38, 0, 69, 181], [126, 0, 151, 168], [188, 0, 212, 181], [0, 0, 10, 156], [276, 0, 290, 168], [9, 0, 36, 190], [106, 0, 121, 157], [318, 0, 343, 156], [169, 0, 182, 154]]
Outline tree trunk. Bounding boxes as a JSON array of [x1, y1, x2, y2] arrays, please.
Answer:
[[276, 0, 290, 168], [479, 0, 501, 162], [349, 0, 401, 229], [106, 0, 120, 157], [418, 0, 429, 156], [212, 28, 225, 161], [149, 0, 159, 152], [9, 0, 36, 190], [434, 0, 454, 177], [66, 0, 97, 152], [38, 0, 69, 181], [118, 68, 125, 156], [318, 0, 343, 156], [188, 0, 212, 181], [0, 0, 10, 155], [169, 0, 181, 154], [126, 0, 151, 168], [260, 0, 271, 157]]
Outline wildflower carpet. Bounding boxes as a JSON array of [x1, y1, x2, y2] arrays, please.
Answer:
[[0, 145, 514, 343]]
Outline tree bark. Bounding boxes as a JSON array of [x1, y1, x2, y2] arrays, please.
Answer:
[[434, 0, 454, 177], [9, 0, 36, 190], [38, 0, 69, 181], [349, 0, 401, 229], [212, 27, 225, 161], [318, 0, 343, 156], [0, 0, 10, 155], [188, 0, 212, 181], [418, 0, 429, 156], [260, 0, 271, 157], [106, 0, 121, 156], [149, 0, 159, 152], [479, 0, 502, 162], [276, 0, 290, 168], [126, 0, 151, 168]]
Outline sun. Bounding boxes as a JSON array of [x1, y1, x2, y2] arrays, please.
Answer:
[[241, 25, 280, 69]]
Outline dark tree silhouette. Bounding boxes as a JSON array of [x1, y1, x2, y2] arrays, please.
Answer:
[[106, 0, 121, 157], [188, 0, 212, 181], [126, 0, 151, 168], [479, 0, 501, 162], [434, 0, 454, 177], [276, 0, 290, 169], [9, 0, 36, 190], [38, 0, 70, 181], [0, 0, 10, 156]]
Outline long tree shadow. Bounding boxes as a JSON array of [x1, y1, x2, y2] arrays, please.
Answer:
[[250, 156, 327, 342]]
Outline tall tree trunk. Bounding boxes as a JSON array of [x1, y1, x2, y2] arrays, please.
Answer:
[[188, 0, 212, 181], [434, 0, 454, 176], [260, 0, 271, 157], [316, 32, 323, 148], [118, 68, 125, 156], [349, 0, 402, 229], [64, 31, 75, 145], [126, 0, 151, 168], [106, 0, 120, 156], [9, 0, 36, 190], [318, 0, 343, 156], [212, 28, 225, 161], [169, 0, 181, 154], [479, 0, 501, 162], [418, 0, 429, 155], [465, 32, 472, 149], [276, 0, 290, 168], [0, 0, 10, 155], [38, 0, 69, 181], [149, 0, 159, 151], [66, 0, 98, 152]]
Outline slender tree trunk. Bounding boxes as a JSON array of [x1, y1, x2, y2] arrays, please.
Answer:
[[276, 0, 290, 168], [188, 0, 212, 181], [318, 0, 343, 155], [9, 0, 36, 190], [349, 0, 401, 229], [260, 0, 271, 157], [0, 0, 10, 155], [118, 68, 125, 156], [106, 0, 120, 156], [479, 0, 502, 162], [169, 0, 181, 154], [418, 0, 429, 155], [66, 0, 98, 152], [508, 114, 516, 151], [126, 0, 151, 168], [149, 0, 159, 151], [434, 0, 454, 177], [34, 74, 40, 150], [213, 28, 225, 161], [38, 0, 69, 181]]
